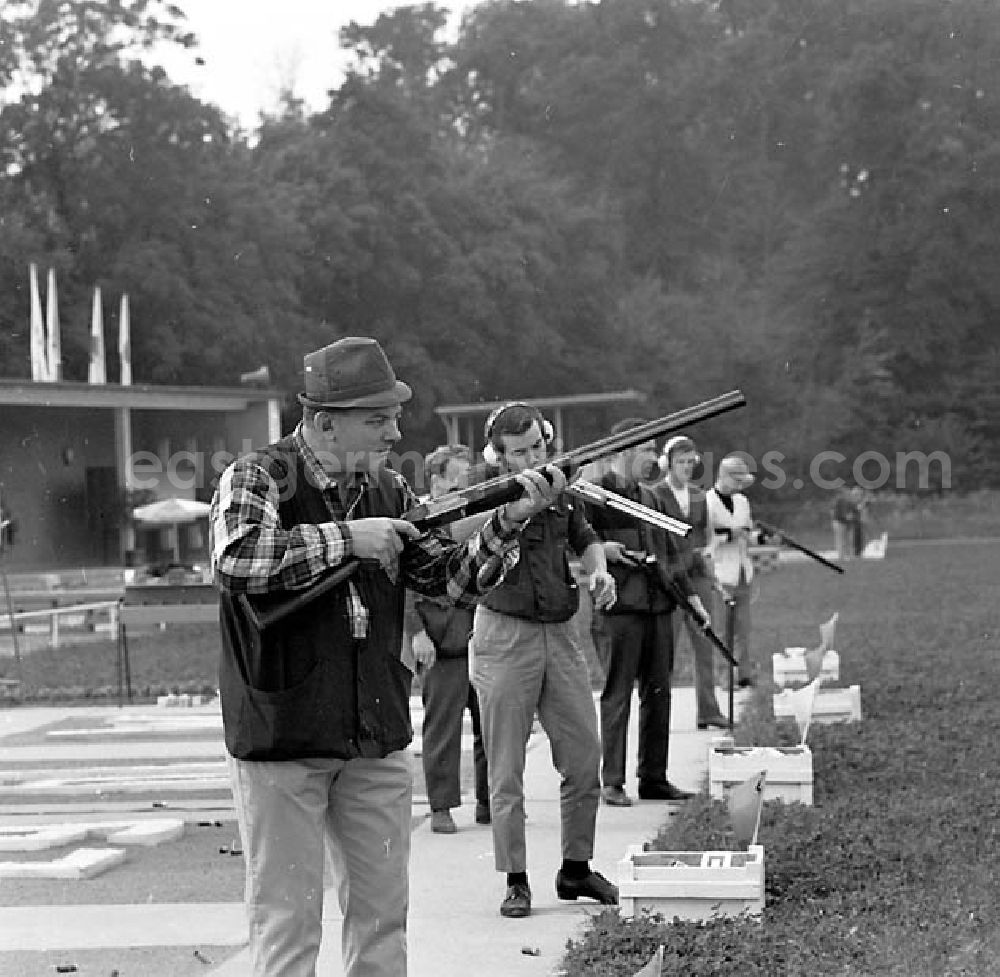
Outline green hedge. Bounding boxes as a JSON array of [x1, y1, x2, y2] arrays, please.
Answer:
[[562, 540, 1000, 976]]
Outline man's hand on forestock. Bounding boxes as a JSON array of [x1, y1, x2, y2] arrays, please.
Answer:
[[604, 540, 637, 565], [689, 594, 712, 630], [503, 466, 568, 524]]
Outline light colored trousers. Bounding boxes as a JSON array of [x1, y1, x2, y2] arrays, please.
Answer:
[[228, 751, 412, 977], [470, 605, 601, 874], [673, 574, 726, 722]]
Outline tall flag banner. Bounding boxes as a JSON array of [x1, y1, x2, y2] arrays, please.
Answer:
[[631, 945, 664, 977], [727, 769, 767, 849], [119, 292, 132, 386], [45, 267, 62, 381], [29, 263, 49, 381], [88, 285, 107, 384]]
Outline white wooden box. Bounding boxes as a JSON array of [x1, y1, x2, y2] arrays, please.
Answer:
[[773, 684, 862, 725], [772, 648, 839, 687], [708, 738, 813, 805], [617, 844, 765, 921]]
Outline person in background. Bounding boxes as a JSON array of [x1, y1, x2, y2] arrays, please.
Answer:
[[656, 436, 729, 730], [851, 485, 869, 556], [830, 485, 861, 560], [705, 453, 761, 688], [411, 444, 490, 834], [210, 337, 564, 977], [584, 419, 708, 808], [469, 402, 619, 919]]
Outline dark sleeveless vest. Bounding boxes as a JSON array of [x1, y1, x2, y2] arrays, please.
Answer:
[[218, 437, 411, 761], [480, 497, 581, 623]]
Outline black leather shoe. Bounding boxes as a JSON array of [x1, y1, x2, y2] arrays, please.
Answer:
[[638, 780, 694, 801], [696, 715, 730, 730], [555, 869, 618, 905], [500, 882, 532, 918]]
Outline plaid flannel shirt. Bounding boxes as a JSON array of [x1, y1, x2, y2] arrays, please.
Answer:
[[209, 425, 521, 638]]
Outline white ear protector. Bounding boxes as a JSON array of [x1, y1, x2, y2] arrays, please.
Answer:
[[482, 402, 554, 465], [660, 435, 700, 472]]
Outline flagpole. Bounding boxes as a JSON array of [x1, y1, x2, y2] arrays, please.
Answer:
[[29, 263, 47, 381], [46, 267, 61, 381], [118, 293, 132, 386], [89, 286, 107, 384]]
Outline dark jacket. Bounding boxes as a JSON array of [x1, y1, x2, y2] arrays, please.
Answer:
[[481, 496, 598, 623], [218, 441, 411, 761], [586, 472, 693, 615], [654, 481, 711, 579]]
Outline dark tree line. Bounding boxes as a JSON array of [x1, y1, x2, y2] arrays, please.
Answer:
[[2, 0, 998, 490]]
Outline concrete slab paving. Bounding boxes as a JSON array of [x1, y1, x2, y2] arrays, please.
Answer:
[[0, 685, 746, 976], [0, 903, 248, 951], [206, 688, 730, 977]]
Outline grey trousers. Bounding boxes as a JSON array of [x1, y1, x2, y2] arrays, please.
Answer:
[[228, 751, 412, 977], [470, 605, 601, 874], [420, 655, 488, 811], [673, 574, 726, 722]]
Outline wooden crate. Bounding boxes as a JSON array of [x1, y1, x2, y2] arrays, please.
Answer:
[[708, 738, 813, 805], [618, 845, 765, 921], [773, 684, 862, 725], [772, 648, 839, 687]]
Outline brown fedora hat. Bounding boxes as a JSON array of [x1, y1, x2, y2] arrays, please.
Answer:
[[297, 337, 412, 409]]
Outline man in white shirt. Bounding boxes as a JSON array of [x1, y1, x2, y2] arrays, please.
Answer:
[[704, 454, 760, 687]]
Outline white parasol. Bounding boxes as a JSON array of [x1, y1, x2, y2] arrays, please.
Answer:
[[132, 497, 211, 524], [132, 498, 211, 562]]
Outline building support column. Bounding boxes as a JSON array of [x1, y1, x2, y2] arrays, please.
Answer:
[[114, 407, 135, 564]]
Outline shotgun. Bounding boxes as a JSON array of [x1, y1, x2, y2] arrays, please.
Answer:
[[239, 389, 747, 630], [621, 549, 737, 668], [755, 519, 844, 574]]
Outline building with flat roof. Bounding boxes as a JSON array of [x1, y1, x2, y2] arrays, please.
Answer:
[[0, 379, 281, 571]]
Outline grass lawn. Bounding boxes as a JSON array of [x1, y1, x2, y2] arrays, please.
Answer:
[[5, 541, 1000, 975], [563, 539, 1000, 977]]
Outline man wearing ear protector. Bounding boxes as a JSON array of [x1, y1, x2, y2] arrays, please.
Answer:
[[469, 402, 620, 919], [210, 341, 566, 977], [583, 421, 708, 809], [656, 435, 730, 730]]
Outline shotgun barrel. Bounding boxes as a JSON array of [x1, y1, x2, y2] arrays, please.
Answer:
[[239, 389, 747, 630]]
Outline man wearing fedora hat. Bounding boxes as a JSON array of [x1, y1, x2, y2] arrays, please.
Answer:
[[210, 336, 565, 977], [705, 453, 761, 688]]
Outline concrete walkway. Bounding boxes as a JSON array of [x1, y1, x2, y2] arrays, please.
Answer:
[[0, 688, 739, 976]]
